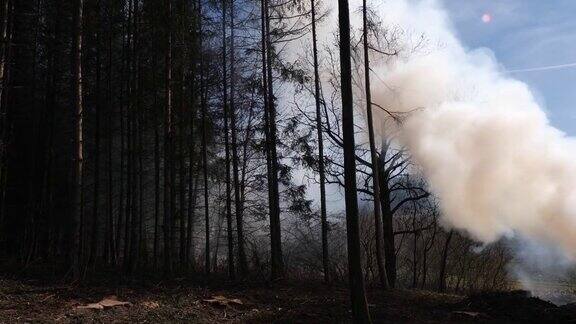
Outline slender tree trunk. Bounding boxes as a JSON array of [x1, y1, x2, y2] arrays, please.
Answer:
[[198, 0, 210, 276], [310, 0, 330, 285], [222, 0, 235, 280], [259, 0, 272, 277], [362, 0, 388, 289], [153, 88, 160, 270], [163, 0, 173, 275], [178, 79, 186, 269], [186, 58, 197, 271], [106, 5, 116, 266], [0, 0, 13, 228], [229, 0, 247, 277], [116, 89, 125, 263], [71, 0, 85, 281], [122, 0, 133, 270], [41, 11, 58, 263], [90, 7, 103, 267], [338, 0, 372, 322], [116, 0, 129, 264], [125, 0, 138, 273], [23, 0, 42, 267], [178, 0, 187, 269], [0, 0, 10, 117], [134, 0, 143, 271], [185, 0, 201, 272], [379, 172, 396, 287], [263, 0, 283, 281]]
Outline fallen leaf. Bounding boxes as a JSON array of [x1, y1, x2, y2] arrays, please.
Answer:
[[77, 303, 104, 310], [75, 296, 132, 310], [142, 301, 160, 309], [203, 295, 243, 307]]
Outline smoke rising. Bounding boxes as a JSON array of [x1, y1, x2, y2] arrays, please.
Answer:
[[363, 0, 576, 274]]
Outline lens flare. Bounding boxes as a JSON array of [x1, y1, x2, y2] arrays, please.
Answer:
[[482, 13, 492, 23]]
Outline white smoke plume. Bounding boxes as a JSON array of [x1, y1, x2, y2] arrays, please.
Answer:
[[362, 0, 576, 265]]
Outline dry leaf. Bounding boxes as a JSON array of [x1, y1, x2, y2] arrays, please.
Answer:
[[142, 301, 160, 309], [203, 295, 243, 307], [76, 296, 132, 310], [77, 303, 104, 310]]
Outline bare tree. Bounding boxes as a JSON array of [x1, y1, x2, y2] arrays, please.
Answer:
[[362, 0, 388, 289]]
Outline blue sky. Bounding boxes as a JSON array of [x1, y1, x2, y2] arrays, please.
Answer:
[[442, 0, 576, 135]]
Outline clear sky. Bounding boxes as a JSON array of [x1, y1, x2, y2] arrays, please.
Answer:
[[442, 0, 576, 135]]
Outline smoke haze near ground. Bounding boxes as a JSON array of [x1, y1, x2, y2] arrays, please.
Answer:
[[358, 0, 576, 271]]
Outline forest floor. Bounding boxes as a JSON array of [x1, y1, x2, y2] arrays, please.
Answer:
[[1, 274, 575, 323]]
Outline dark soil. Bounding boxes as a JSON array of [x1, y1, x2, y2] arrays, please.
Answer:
[[0, 276, 575, 323], [457, 290, 576, 323]]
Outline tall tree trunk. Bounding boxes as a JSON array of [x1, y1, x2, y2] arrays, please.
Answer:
[[123, 0, 133, 270], [116, 0, 129, 264], [71, 0, 85, 281], [229, 0, 247, 277], [222, 0, 235, 280], [163, 0, 173, 275], [90, 5, 103, 267], [186, 54, 197, 271], [198, 0, 210, 276], [178, 78, 186, 269], [41, 8, 59, 263], [106, 3, 116, 266], [151, 3, 161, 271], [338, 0, 372, 322], [0, 0, 13, 229], [259, 0, 272, 278], [133, 0, 143, 272], [178, 0, 187, 269], [263, 0, 283, 281], [362, 0, 388, 289], [153, 85, 160, 269], [310, 0, 329, 284]]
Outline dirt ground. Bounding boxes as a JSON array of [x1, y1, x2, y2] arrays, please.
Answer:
[[0, 275, 575, 323]]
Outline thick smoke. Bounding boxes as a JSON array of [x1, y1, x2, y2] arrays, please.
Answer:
[[365, 1, 576, 264]]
